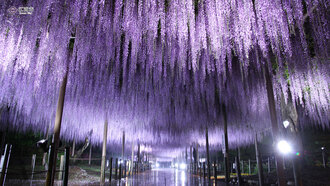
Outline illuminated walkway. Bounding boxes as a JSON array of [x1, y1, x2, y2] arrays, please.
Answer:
[[108, 168, 231, 186]]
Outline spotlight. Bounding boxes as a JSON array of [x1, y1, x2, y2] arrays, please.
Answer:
[[179, 163, 187, 169], [283, 120, 290, 128], [156, 163, 160, 168], [277, 140, 292, 155], [321, 147, 325, 150]]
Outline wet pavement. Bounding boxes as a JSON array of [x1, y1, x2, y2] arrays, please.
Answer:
[[6, 168, 233, 186], [108, 168, 231, 186]]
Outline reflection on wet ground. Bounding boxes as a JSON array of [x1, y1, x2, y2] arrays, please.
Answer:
[[108, 168, 232, 186]]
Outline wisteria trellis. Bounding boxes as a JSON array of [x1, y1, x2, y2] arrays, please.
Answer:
[[0, 0, 328, 155]]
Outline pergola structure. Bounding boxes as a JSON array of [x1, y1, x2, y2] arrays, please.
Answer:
[[0, 0, 328, 185]]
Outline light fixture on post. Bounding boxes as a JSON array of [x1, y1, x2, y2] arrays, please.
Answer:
[[179, 163, 187, 170], [283, 120, 290, 129], [277, 140, 293, 155]]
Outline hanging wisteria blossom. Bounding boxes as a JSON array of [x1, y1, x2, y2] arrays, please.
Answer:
[[0, 0, 329, 155]]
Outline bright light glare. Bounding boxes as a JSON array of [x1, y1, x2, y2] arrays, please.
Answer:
[[156, 163, 160, 167], [175, 163, 178, 168], [283, 120, 290, 128], [321, 147, 325, 150], [277, 140, 292, 155], [180, 163, 187, 169]]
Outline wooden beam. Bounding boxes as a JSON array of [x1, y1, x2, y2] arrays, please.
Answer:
[[222, 104, 230, 183], [46, 72, 68, 186], [264, 66, 286, 186]]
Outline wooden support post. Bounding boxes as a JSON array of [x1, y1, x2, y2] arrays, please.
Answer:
[[190, 145, 192, 172], [63, 147, 69, 186], [89, 138, 92, 166], [0, 144, 11, 186], [119, 159, 122, 180], [30, 154, 36, 186], [46, 72, 68, 186], [115, 158, 118, 179], [255, 133, 264, 186], [206, 127, 211, 180], [248, 159, 251, 175], [196, 143, 199, 175], [264, 65, 285, 186], [122, 131, 125, 160], [109, 157, 113, 182], [267, 157, 271, 173], [58, 155, 65, 180], [100, 120, 108, 185], [72, 138, 75, 157], [185, 147, 188, 163], [124, 160, 127, 178], [241, 160, 244, 173], [236, 148, 242, 186], [203, 162, 206, 178], [131, 141, 134, 176], [137, 143, 140, 172], [222, 104, 230, 183]]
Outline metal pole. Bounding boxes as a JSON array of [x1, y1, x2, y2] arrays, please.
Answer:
[[100, 120, 108, 185], [137, 143, 140, 173], [43, 122, 51, 169], [322, 149, 326, 168], [264, 65, 286, 186], [46, 72, 68, 186], [206, 127, 211, 180], [58, 155, 65, 180], [30, 154, 36, 186], [124, 160, 127, 177], [292, 158, 303, 186], [131, 141, 134, 176], [63, 147, 69, 186], [223, 104, 230, 184], [236, 148, 242, 186], [255, 133, 264, 186], [109, 157, 113, 182], [213, 161, 217, 181], [0, 144, 12, 186], [115, 158, 118, 179], [248, 159, 251, 175], [119, 159, 122, 180]]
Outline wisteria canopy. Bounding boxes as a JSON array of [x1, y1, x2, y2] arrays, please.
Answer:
[[0, 0, 329, 155]]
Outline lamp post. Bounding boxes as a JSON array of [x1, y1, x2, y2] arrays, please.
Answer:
[[321, 147, 326, 168], [280, 119, 302, 186]]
